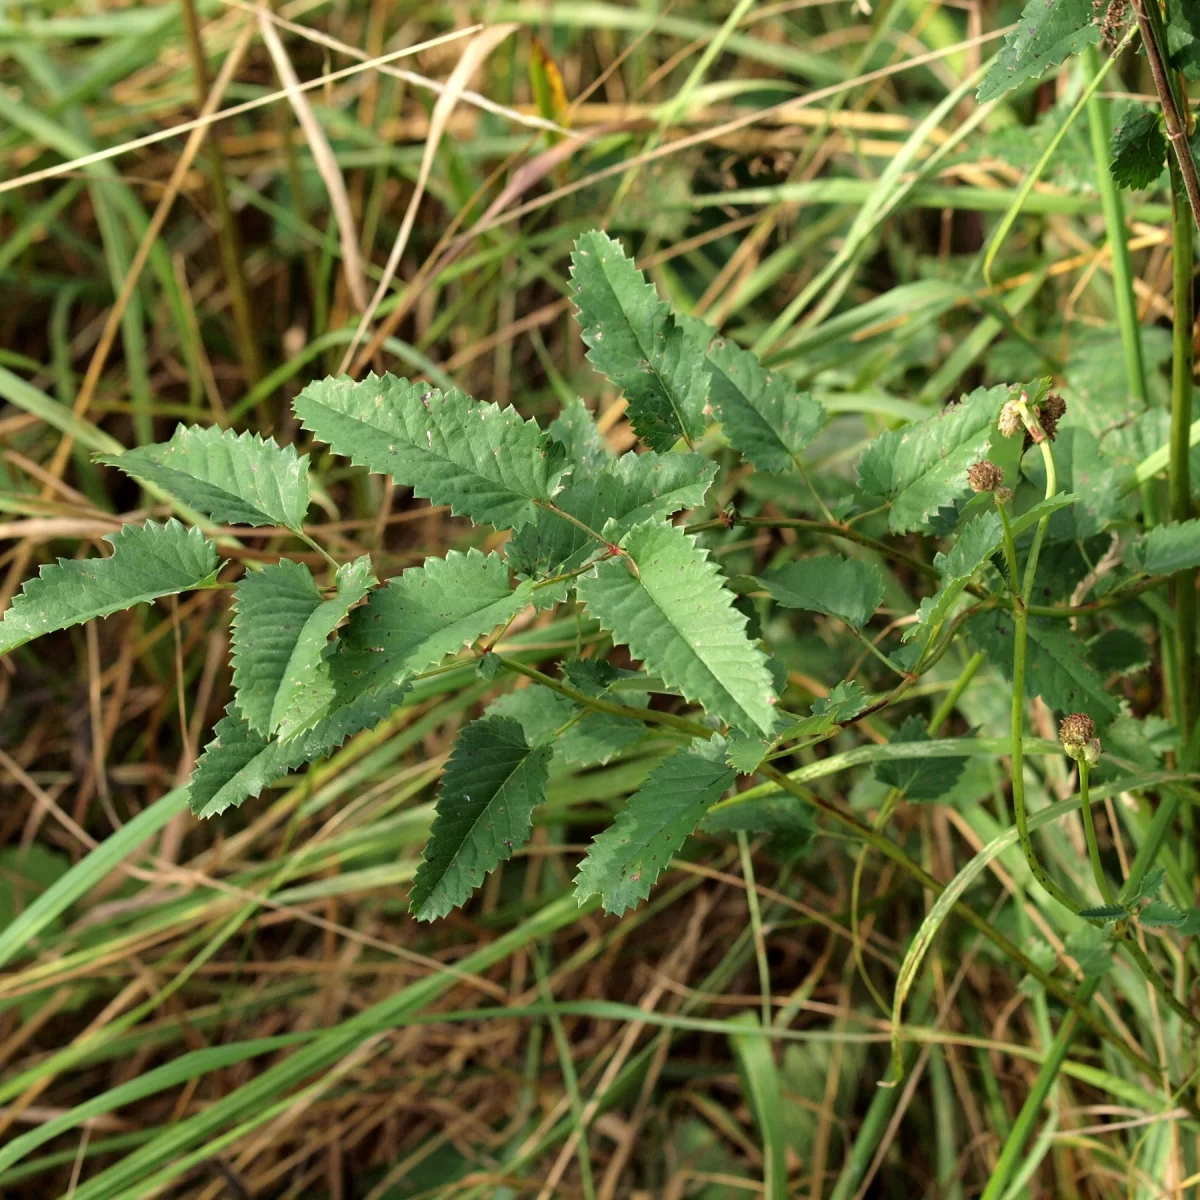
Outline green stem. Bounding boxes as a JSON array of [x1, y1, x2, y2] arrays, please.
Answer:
[[1022, 439, 1057, 605], [1077, 760, 1113, 906], [685, 514, 939, 579], [1168, 154, 1197, 755], [754, 763, 1159, 1079]]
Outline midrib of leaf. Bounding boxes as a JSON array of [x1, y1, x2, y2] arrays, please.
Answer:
[[592, 251, 694, 450]]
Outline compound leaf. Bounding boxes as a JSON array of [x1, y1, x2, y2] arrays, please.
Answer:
[[330, 549, 533, 705], [683, 318, 826, 472], [294, 374, 567, 531], [570, 230, 708, 451], [409, 716, 552, 921], [574, 737, 734, 915], [508, 450, 716, 584], [857, 382, 1017, 533], [977, 0, 1099, 103], [98, 425, 310, 530], [875, 716, 966, 801], [1110, 107, 1167, 190], [759, 555, 884, 630], [0, 520, 219, 655], [577, 522, 777, 735]]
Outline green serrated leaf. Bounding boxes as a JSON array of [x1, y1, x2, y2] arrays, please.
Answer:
[[856, 383, 1017, 533], [293, 373, 568, 531], [272, 557, 375, 740], [1130, 518, 1200, 574], [1138, 900, 1186, 928], [969, 610, 1121, 722], [230, 557, 374, 738], [907, 495, 1078, 640], [701, 793, 816, 856], [1178, 907, 1200, 936], [574, 737, 734, 915], [778, 680, 870, 740], [548, 396, 612, 473], [98, 425, 311, 530], [1110, 107, 1168, 190], [681, 317, 826, 472], [188, 678, 407, 818], [485, 683, 647, 767], [977, 0, 1100, 103], [1124, 865, 1166, 906], [570, 230, 708, 451], [1078, 904, 1128, 921], [875, 716, 967, 801], [1064, 925, 1112, 979], [759, 556, 883, 631], [1167, 0, 1200, 80], [0, 520, 219, 655], [577, 522, 777, 735], [331, 549, 533, 705], [409, 716, 552, 921], [1036, 427, 1123, 541], [508, 451, 716, 586]]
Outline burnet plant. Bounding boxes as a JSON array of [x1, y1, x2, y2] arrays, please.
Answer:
[[5, 226, 1200, 959]]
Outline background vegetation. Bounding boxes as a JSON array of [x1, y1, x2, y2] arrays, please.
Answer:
[[2, 0, 1199, 1196]]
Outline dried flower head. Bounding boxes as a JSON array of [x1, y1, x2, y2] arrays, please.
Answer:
[[1037, 393, 1066, 442], [1060, 713, 1101, 765], [967, 459, 1004, 493], [1094, 0, 1129, 48], [998, 399, 1023, 439]]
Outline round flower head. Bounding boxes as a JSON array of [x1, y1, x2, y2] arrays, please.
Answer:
[[998, 399, 1023, 439], [1038, 393, 1066, 442], [967, 459, 1004, 493], [1060, 713, 1101, 765]]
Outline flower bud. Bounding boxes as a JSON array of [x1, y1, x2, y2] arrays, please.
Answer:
[[967, 459, 1004, 493], [1060, 713, 1100, 765]]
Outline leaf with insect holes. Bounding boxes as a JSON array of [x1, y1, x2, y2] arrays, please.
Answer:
[[0, 520, 219, 655], [574, 737, 735, 915], [187, 679, 408, 818], [907, 495, 1077, 640], [98, 425, 310, 530], [570, 230, 709, 451], [549, 396, 612, 474], [329, 549, 533, 706], [577, 522, 777, 735], [1110, 108, 1167, 190], [409, 716, 552, 921], [759, 555, 883, 631], [230, 557, 374, 738], [856, 382, 1019, 534], [977, 0, 1099, 103], [875, 716, 967, 801], [485, 684, 647, 768], [508, 450, 716, 587], [293, 374, 568, 531], [1129, 518, 1200, 575], [679, 315, 826, 472], [968, 611, 1121, 724]]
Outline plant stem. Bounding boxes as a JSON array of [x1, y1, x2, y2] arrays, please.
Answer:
[[1132, 0, 1200, 235], [685, 513, 938, 579], [1077, 760, 1114, 906], [1168, 152, 1197, 755]]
